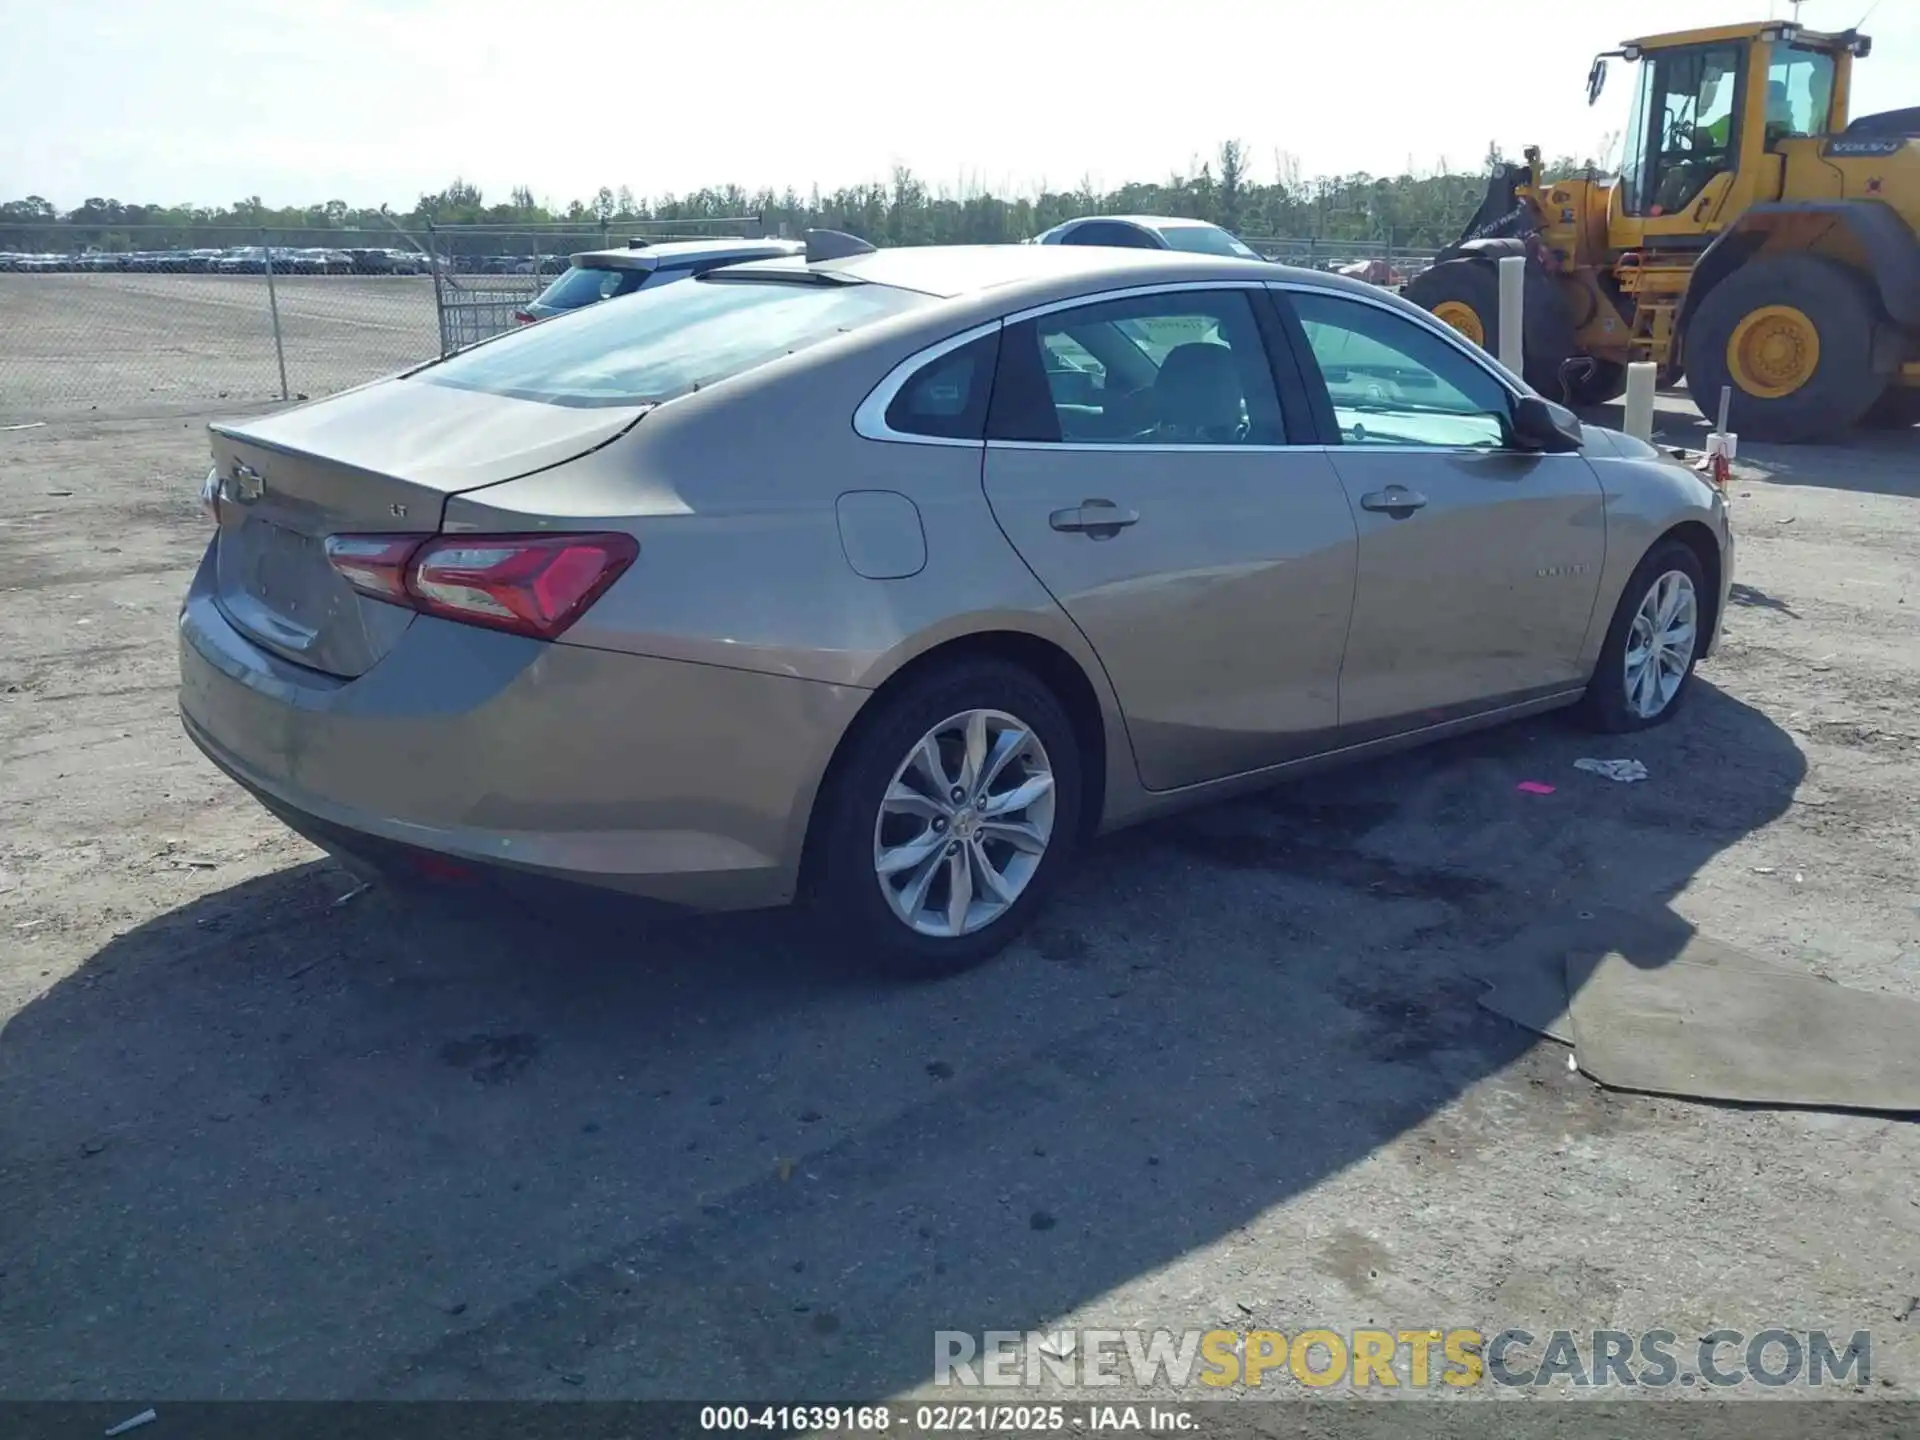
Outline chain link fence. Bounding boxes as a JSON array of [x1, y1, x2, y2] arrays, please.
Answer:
[[1, 226, 434, 422], [3, 216, 1441, 423], [1241, 235, 1444, 287], [0, 218, 763, 422], [424, 218, 764, 350]]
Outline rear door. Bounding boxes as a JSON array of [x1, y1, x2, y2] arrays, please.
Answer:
[[980, 284, 1357, 792], [1271, 283, 1606, 729]]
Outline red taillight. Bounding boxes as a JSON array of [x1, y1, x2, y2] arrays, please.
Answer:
[[512, 309, 536, 325], [321, 534, 417, 603], [409, 533, 637, 637], [324, 532, 637, 640]]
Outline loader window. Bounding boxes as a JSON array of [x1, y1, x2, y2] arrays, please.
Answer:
[[1622, 44, 1745, 217], [1766, 47, 1836, 141]]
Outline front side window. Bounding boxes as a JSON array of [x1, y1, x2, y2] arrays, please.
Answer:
[[532, 265, 639, 310], [424, 274, 926, 407], [1765, 46, 1836, 141], [988, 290, 1286, 446], [1288, 291, 1513, 449]]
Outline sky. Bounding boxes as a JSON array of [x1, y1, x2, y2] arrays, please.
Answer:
[[2, 0, 1916, 210]]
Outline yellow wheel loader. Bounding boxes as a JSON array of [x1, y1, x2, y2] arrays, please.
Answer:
[[1406, 19, 1920, 442]]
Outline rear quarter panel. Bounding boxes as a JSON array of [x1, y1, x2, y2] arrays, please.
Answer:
[[442, 310, 1139, 823], [443, 323, 1087, 685]]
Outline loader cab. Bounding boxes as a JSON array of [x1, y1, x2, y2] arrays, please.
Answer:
[[1591, 22, 1860, 249]]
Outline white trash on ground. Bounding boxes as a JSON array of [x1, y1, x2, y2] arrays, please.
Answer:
[[1575, 758, 1649, 783]]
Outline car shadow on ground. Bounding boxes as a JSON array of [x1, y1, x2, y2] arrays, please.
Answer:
[[0, 682, 1804, 1402]]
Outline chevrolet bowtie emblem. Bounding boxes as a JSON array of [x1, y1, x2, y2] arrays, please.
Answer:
[[226, 461, 264, 504]]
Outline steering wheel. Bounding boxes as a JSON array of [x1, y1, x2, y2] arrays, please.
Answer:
[[1141, 419, 1252, 445]]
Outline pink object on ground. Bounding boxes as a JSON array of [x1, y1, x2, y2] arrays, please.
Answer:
[[1516, 781, 1557, 795]]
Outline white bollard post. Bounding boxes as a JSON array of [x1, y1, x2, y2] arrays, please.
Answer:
[[1497, 255, 1526, 375], [1623, 361, 1657, 442]]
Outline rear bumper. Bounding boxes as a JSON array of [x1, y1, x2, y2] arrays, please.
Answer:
[[178, 545, 865, 910]]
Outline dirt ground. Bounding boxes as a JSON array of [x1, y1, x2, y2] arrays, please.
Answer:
[[1, 397, 1917, 1415], [0, 275, 442, 421]]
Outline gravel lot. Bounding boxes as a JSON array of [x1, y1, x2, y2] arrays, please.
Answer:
[[1, 376, 1916, 1415], [0, 274, 444, 421]]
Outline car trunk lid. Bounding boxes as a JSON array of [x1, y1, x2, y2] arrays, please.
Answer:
[[207, 379, 645, 678]]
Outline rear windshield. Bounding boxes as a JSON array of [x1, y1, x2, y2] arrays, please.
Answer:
[[533, 263, 642, 310], [1158, 225, 1261, 260], [423, 274, 928, 407]]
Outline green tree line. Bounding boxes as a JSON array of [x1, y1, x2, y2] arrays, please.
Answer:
[[1, 141, 1607, 254]]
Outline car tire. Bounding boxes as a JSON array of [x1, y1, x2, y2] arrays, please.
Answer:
[[805, 659, 1083, 979], [1577, 539, 1709, 734]]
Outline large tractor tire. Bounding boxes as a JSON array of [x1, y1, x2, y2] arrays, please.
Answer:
[[1405, 257, 1578, 398], [1683, 255, 1888, 443]]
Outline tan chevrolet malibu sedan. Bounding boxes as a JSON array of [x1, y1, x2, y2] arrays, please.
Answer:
[[180, 235, 1733, 975]]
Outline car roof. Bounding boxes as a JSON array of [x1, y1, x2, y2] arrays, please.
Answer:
[[681, 243, 1424, 355], [790, 242, 1272, 300], [1064, 214, 1223, 231], [568, 237, 806, 272]]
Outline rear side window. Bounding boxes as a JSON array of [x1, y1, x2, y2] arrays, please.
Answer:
[[883, 331, 1001, 440], [424, 275, 928, 408], [1059, 221, 1160, 249], [533, 264, 641, 309], [988, 289, 1287, 445]]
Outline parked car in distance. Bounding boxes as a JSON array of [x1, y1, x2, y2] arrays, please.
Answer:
[[1032, 214, 1265, 260], [180, 238, 1732, 977], [343, 248, 426, 275], [282, 247, 353, 275], [513, 237, 808, 323], [212, 247, 268, 274]]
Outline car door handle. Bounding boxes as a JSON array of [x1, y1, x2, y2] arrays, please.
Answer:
[[1360, 488, 1428, 517], [1049, 499, 1139, 539]]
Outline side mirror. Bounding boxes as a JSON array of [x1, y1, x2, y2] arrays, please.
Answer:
[[1511, 394, 1585, 453], [1587, 56, 1608, 107]]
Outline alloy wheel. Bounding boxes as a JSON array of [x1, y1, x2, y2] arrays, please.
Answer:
[[1624, 570, 1699, 720], [873, 709, 1057, 938]]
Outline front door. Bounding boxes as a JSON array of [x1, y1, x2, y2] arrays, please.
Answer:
[[980, 286, 1358, 791], [1277, 286, 1606, 730]]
